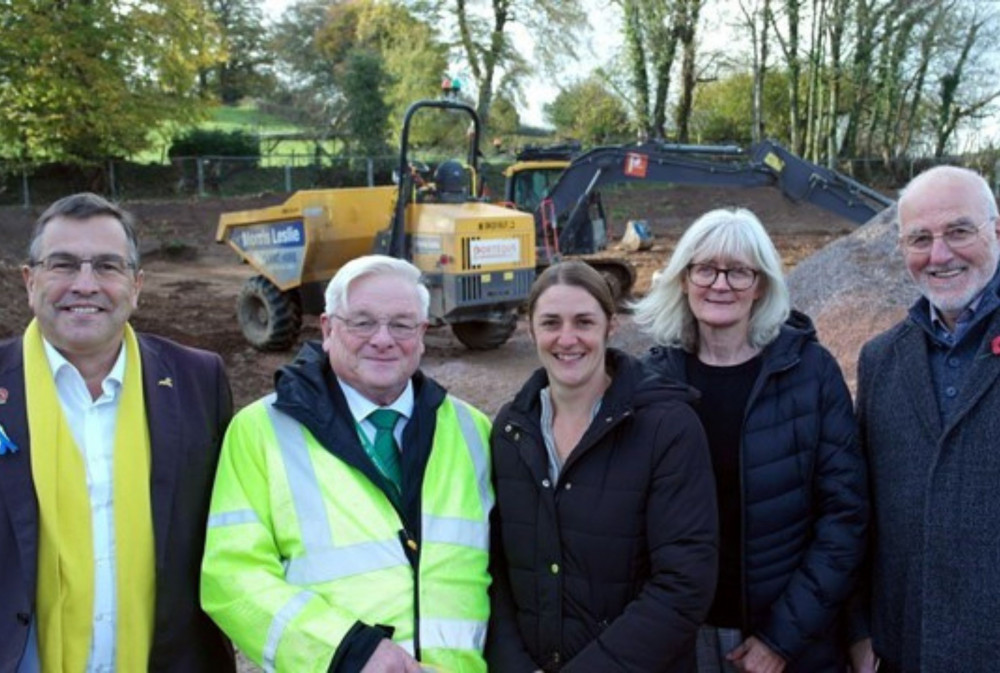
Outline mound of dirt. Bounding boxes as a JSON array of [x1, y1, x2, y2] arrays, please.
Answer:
[[786, 204, 912, 391]]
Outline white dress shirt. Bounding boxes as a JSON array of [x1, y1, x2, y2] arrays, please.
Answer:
[[338, 379, 414, 449], [42, 339, 127, 673]]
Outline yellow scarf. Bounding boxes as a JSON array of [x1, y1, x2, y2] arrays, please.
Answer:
[[25, 319, 154, 672]]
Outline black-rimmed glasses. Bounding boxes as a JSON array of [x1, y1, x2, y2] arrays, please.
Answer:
[[686, 263, 759, 291]]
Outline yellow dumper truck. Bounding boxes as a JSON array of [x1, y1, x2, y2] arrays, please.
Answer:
[[217, 99, 536, 351]]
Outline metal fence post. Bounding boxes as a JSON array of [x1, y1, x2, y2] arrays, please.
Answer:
[[197, 158, 206, 197], [367, 157, 374, 187], [285, 164, 292, 193], [22, 168, 30, 208], [108, 159, 118, 200]]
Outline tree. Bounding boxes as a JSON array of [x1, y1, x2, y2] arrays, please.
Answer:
[[419, 0, 585, 128], [0, 0, 222, 164], [544, 76, 630, 145], [203, 0, 272, 104], [688, 70, 791, 144], [615, 0, 702, 139], [673, 0, 705, 141], [340, 49, 392, 155]]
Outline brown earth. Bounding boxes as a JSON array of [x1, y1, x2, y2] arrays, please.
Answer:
[[0, 184, 896, 416]]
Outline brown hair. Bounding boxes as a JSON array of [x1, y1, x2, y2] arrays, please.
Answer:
[[527, 260, 616, 321]]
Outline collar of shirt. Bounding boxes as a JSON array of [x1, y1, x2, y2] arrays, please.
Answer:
[[338, 378, 414, 444], [42, 338, 126, 408]]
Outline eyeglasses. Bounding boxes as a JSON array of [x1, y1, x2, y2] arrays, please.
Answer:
[[900, 220, 991, 254], [686, 263, 759, 291], [29, 253, 136, 279], [332, 314, 424, 340]]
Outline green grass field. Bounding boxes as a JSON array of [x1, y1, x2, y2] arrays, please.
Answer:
[[133, 102, 344, 167]]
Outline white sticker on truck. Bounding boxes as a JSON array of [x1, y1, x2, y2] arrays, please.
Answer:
[[470, 238, 520, 266]]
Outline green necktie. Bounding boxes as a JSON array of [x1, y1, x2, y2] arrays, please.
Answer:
[[367, 408, 402, 493]]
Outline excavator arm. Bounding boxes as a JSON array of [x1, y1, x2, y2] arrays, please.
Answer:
[[538, 139, 894, 256]]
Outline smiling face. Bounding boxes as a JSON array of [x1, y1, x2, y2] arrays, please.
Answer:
[[899, 170, 1000, 326], [529, 283, 611, 392], [22, 214, 142, 369], [320, 272, 426, 405], [683, 254, 762, 337]]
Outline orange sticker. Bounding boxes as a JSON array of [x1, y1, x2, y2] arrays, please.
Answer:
[[624, 152, 648, 178]]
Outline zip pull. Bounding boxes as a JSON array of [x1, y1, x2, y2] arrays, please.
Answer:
[[398, 529, 419, 563]]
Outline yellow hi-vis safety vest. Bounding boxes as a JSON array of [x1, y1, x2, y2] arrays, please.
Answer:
[[201, 392, 493, 673]]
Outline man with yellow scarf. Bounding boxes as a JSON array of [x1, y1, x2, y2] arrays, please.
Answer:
[[0, 193, 236, 672]]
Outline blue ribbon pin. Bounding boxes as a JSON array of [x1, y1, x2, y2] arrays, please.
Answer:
[[0, 424, 18, 455]]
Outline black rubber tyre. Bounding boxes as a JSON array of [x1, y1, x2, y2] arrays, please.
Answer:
[[237, 275, 302, 351], [451, 313, 518, 350]]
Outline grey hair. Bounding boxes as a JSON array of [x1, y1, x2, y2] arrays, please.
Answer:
[[631, 208, 790, 351], [29, 192, 140, 267], [897, 165, 999, 229], [324, 254, 430, 319]]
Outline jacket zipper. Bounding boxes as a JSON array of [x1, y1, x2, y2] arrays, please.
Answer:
[[738, 355, 797, 634], [399, 528, 421, 656]]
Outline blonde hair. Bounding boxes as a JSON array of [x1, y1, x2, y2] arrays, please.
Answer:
[[631, 208, 790, 351]]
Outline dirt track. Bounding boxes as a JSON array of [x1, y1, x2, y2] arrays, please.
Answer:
[[0, 185, 862, 414]]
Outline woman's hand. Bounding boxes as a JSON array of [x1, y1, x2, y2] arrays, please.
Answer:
[[726, 635, 786, 673]]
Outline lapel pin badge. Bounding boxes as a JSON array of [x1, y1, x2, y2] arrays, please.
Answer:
[[0, 423, 18, 455], [0, 388, 8, 405], [158, 377, 173, 388]]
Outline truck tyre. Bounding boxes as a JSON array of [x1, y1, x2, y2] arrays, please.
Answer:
[[451, 313, 518, 350], [237, 275, 302, 351]]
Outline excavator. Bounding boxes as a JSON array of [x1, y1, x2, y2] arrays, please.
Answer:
[[503, 139, 895, 298]]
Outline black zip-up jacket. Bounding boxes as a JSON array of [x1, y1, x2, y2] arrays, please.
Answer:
[[272, 341, 449, 673], [644, 311, 868, 672], [487, 348, 718, 672]]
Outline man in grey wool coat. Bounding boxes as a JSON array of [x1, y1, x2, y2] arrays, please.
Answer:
[[850, 165, 1000, 673]]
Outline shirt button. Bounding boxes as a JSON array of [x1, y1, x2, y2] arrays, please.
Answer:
[[550, 563, 560, 574], [541, 479, 551, 488], [945, 386, 958, 398], [948, 357, 959, 367], [564, 482, 572, 490]]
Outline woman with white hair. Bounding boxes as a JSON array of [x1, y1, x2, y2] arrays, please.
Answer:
[[632, 208, 868, 673]]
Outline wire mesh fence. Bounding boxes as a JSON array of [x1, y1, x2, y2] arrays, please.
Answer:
[[0, 154, 515, 208]]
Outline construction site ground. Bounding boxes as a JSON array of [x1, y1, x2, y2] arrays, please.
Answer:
[[0, 184, 875, 417]]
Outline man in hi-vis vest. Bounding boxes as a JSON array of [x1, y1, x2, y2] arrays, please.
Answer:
[[202, 255, 493, 672]]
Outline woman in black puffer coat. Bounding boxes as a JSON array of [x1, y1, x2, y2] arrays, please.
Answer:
[[633, 208, 868, 673], [487, 261, 718, 673]]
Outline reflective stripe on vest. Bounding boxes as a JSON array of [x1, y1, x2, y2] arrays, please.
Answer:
[[421, 398, 493, 552], [207, 508, 260, 528], [265, 396, 408, 584], [421, 617, 488, 652], [262, 589, 314, 673]]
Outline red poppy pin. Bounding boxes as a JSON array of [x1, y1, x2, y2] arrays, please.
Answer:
[[0, 388, 7, 405], [992, 335, 1000, 356]]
